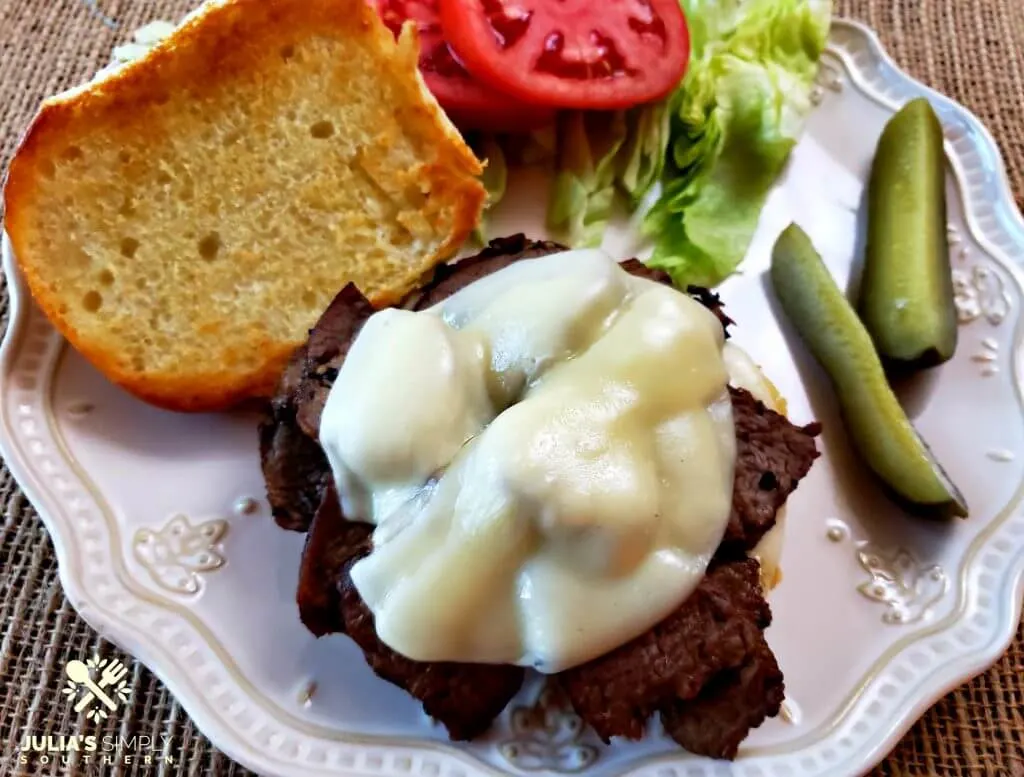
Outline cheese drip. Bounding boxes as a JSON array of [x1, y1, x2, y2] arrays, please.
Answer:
[[320, 249, 738, 672]]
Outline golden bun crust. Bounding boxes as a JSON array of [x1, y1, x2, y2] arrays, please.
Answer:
[[4, 0, 485, 412]]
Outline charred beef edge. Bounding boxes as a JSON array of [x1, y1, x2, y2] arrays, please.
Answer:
[[258, 234, 821, 755]]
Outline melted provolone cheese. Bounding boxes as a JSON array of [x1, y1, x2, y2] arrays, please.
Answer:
[[320, 250, 753, 672]]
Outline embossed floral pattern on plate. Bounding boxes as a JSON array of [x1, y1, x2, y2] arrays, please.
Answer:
[[499, 685, 599, 773], [133, 515, 228, 595], [855, 545, 949, 625]]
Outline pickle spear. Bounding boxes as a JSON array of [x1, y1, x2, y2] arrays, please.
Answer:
[[771, 224, 968, 518], [859, 97, 957, 369]]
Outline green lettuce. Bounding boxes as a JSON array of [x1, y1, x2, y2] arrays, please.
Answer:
[[617, 102, 672, 209], [547, 111, 629, 247], [470, 135, 508, 246], [644, 0, 832, 286], [522, 125, 558, 166]]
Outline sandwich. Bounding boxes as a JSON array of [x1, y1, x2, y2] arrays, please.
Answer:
[[260, 234, 821, 760], [3, 0, 485, 412], [5, 0, 820, 757]]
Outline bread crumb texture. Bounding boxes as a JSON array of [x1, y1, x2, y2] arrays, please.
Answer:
[[4, 0, 485, 411]]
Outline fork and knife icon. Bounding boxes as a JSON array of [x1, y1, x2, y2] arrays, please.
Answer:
[[65, 659, 129, 713]]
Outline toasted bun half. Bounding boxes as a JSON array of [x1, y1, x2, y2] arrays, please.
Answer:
[[4, 0, 485, 412]]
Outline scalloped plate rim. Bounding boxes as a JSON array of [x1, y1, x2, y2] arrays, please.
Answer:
[[1, 16, 1023, 777]]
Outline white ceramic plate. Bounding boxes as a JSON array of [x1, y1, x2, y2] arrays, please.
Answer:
[[3, 19, 1024, 777]]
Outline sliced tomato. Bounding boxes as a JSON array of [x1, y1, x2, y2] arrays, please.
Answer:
[[376, 0, 554, 131], [438, 0, 691, 110]]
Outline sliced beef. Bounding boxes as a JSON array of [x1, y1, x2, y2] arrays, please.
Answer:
[[258, 284, 377, 530], [295, 283, 378, 439], [339, 571, 525, 741], [259, 234, 821, 756], [723, 387, 822, 555], [296, 485, 525, 739], [259, 420, 329, 532], [558, 558, 776, 743], [685, 285, 734, 338], [296, 485, 372, 636], [555, 390, 816, 756], [659, 633, 784, 759], [258, 345, 330, 532]]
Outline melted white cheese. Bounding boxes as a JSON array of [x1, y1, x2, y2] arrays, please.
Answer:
[[320, 249, 748, 672]]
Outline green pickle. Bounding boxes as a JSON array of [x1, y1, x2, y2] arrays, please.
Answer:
[[771, 224, 968, 518], [860, 97, 957, 369]]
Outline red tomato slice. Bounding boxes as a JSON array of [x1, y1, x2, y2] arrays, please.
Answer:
[[438, 0, 691, 110], [376, 0, 554, 131]]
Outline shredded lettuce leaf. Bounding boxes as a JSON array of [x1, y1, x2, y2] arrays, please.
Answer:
[[617, 102, 671, 209], [644, 0, 833, 286], [470, 135, 508, 246], [547, 111, 629, 247], [522, 125, 558, 166]]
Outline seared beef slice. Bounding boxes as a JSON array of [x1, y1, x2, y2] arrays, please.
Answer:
[[660, 631, 784, 759], [339, 576, 525, 741], [296, 486, 525, 739], [723, 387, 822, 554], [558, 393, 818, 758], [260, 235, 821, 753], [295, 283, 377, 438], [559, 559, 777, 745], [258, 344, 330, 532], [258, 282, 377, 532], [295, 485, 372, 636]]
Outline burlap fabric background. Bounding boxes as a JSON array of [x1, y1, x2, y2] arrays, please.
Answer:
[[1, 0, 1023, 774]]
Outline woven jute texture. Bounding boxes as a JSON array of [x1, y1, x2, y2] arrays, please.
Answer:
[[1, 0, 1023, 775]]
